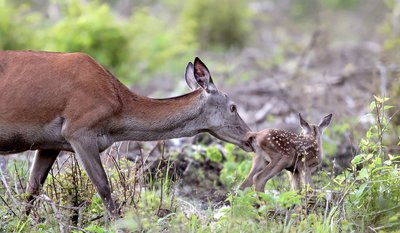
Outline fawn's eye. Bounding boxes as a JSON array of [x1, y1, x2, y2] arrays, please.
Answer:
[[230, 104, 237, 112]]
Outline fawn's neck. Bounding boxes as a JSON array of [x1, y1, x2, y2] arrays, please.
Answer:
[[296, 134, 321, 155]]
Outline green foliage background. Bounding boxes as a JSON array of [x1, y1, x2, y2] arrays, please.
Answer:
[[0, 0, 253, 84]]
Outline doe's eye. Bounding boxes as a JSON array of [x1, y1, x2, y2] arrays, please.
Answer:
[[230, 104, 237, 112]]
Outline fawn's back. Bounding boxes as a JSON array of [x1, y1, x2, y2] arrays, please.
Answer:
[[251, 128, 321, 172]]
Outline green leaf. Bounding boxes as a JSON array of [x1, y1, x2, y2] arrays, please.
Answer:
[[373, 96, 389, 103], [374, 95, 382, 103], [374, 156, 381, 165], [369, 101, 376, 111], [355, 183, 368, 200], [224, 143, 236, 162], [206, 147, 222, 162], [384, 105, 395, 110], [17, 218, 30, 233], [357, 168, 369, 180], [352, 154, 365, 165], [334, 174, 346, 184], [365, 153, 374, 161], [366, 129, 373, 139], [384, 160, 392, 165], [258, 192, 274, 202], [85, 225, 108, 233]]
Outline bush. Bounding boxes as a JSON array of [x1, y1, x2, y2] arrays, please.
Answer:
[[41, 0, 129, 79], [0, 0, 41, 50], [123, 7, 197, 83], [180, 0, 252, 50], [334, 97, 400, 231]]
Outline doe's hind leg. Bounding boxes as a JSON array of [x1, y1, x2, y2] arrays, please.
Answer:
[[26, 149, 60, 215]]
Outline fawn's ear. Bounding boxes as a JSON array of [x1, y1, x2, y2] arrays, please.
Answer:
[[299, 113, 312, 133], [185, 62, 200, 90], [192, 57, 217, 92], [244, 132, 257, 143], [318, 114, 333, 132]]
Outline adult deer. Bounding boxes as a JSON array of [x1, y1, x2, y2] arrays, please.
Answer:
[[0, 51, 253, 216], [239, 113, 332, 192]]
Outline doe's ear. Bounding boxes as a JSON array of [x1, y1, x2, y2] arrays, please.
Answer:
[[299, 113, 311, 133], [185, 62, 199, 90], [318, 114, 333, 132], [193, 57, 217, 92]]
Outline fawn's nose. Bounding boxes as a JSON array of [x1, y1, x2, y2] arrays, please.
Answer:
[[242, 133, 255, 152], [241, 140, 254, 152]]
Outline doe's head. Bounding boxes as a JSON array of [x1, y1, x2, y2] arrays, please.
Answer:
[[185, 57, 252, 152]]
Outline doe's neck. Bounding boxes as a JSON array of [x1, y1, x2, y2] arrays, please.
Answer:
[[114, 89, 208, 141]]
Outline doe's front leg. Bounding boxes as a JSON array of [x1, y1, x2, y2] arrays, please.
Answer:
[[68, 134, 117, 218]]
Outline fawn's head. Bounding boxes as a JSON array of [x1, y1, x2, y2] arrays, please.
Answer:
[[185, 57, 252, 152], [299, 113, 333, 139]]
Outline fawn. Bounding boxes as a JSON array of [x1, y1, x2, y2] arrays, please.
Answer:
[[239, 113, 332, 192]]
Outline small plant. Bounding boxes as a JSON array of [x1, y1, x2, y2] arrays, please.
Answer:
[[346, 97, 400, 231], [219, 144, 253, 190]]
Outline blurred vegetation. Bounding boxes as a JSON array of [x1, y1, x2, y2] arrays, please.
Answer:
[[124, 7, 197, 83], [180, 0, 252, 50], [43, 0, 129, 76], [0, 0, 41, 50], [0, 0, 254, 83]]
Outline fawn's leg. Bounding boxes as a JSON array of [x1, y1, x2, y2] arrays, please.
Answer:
[[67, 134, 116, 217], [239, 153, 266, 190], [300, 163, 314, 189], [253, 157, 289, 192], [287, 170, 301, 191], [26, 149, 60, 215]]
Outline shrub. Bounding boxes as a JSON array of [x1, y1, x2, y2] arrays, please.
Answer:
[[123, 7, 197, 84], [0, 0, 41, 50], [41, 0, 129, 79], [180, 0, 252, 50], [334, 97, 400, 231]]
